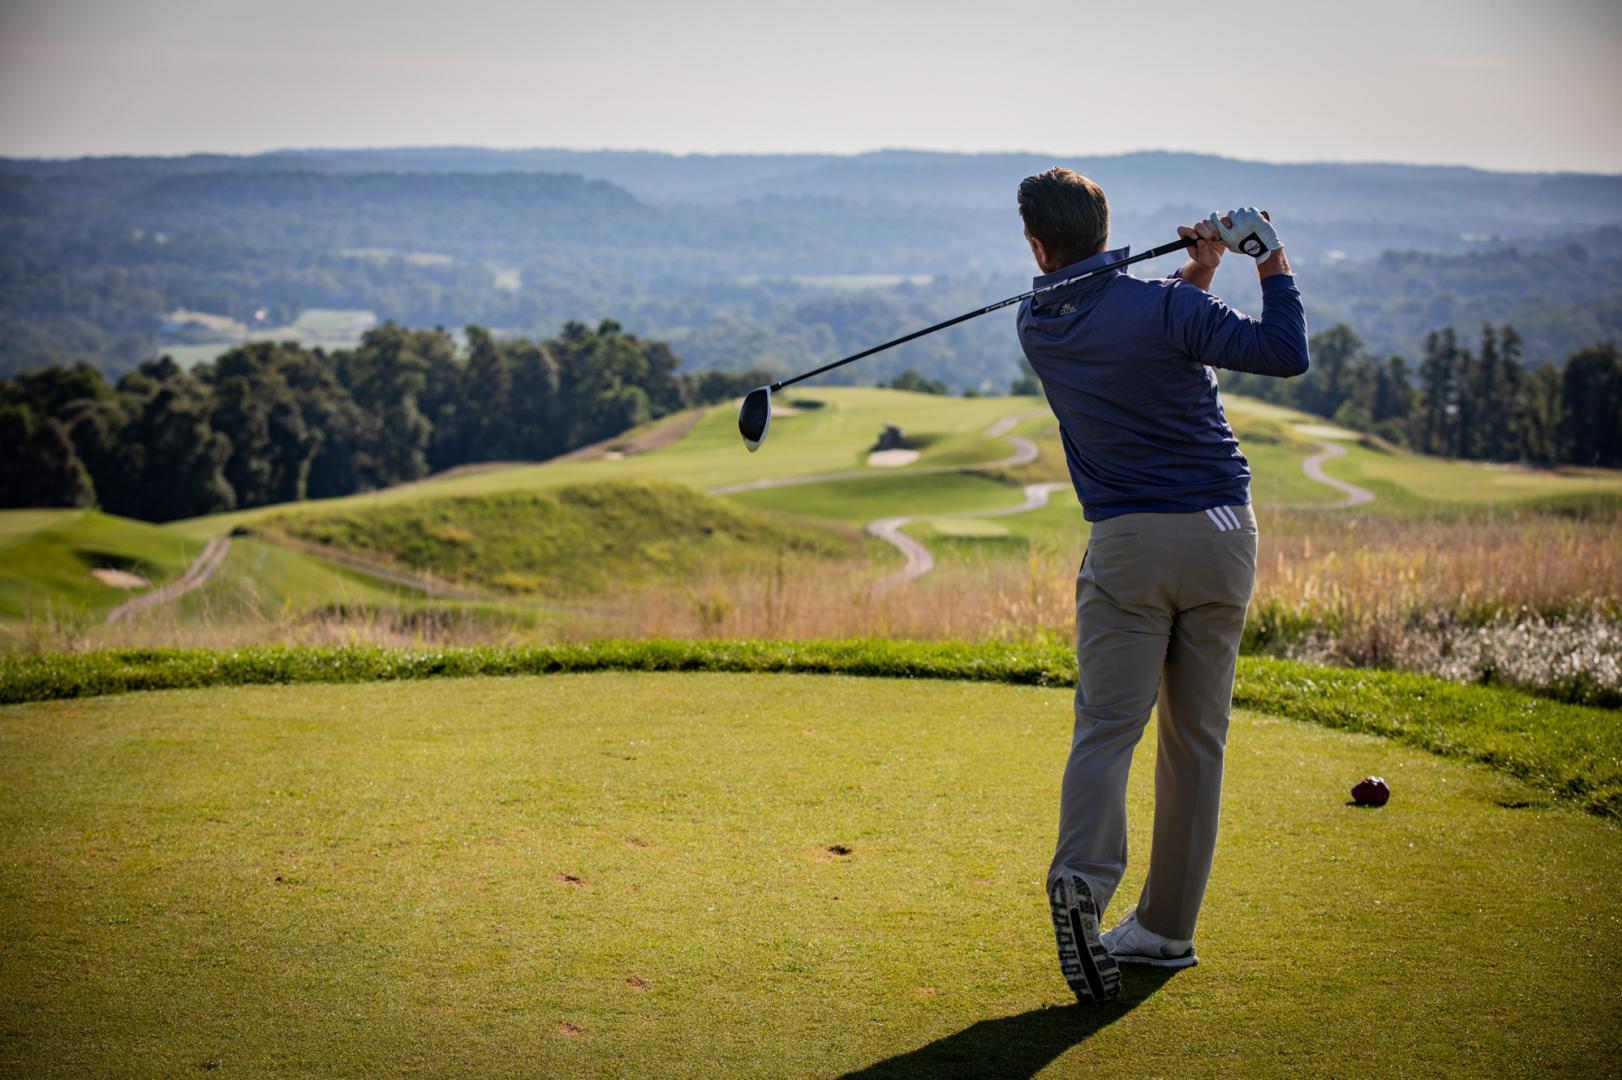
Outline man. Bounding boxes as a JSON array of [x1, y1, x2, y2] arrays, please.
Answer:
[[1014, 167, 1309, 1003]]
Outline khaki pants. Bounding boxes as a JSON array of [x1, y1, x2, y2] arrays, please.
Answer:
[[1047, 504, 1257, 941]]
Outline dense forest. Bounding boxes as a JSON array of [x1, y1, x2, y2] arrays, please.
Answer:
[[1224, 324, 1622, 467], [0, 321, 770, 521], [6, 310, 1618, 524], [3, 150, 1620, 389]]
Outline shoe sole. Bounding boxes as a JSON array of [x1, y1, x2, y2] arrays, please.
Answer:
[[1112, 949, 1198, 970], [1048, 875, 1120, 1002]]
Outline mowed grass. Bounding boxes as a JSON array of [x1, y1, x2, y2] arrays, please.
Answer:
[[167, 538, 419, 619], [0, 672, 1615, 1077], [271, 479, 865, 597], [726, 472, 1028, 527], [5, 641, 1616, 815], [171, 389, 1039, 539], [1322, 443, 1622, 513], [0, 511, 203, 624]]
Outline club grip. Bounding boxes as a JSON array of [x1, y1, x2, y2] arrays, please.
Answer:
[[1156, 234, 1198, 256]]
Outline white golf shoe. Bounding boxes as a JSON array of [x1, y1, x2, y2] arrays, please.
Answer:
[[1102, 907, 1198, 968]]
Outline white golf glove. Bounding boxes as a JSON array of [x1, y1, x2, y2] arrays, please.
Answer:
[[1208, 207, 1282, 259]]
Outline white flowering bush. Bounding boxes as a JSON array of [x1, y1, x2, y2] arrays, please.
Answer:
[[1285, 607, 1621, 707]]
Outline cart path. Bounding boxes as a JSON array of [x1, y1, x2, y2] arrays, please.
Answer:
[[105, 535, 232, 624], [868, 481, 1072, 592], [708, 410, 1054, 591], [1298, 439, 1376, 508]]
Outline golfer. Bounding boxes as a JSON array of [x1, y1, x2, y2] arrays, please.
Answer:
[[1015, 168, 1309, 1003]]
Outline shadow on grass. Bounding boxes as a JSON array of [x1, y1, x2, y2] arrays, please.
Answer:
[[839, 966, 1178, 1079]]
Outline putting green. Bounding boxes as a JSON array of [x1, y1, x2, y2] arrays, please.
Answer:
[[1, 673, 1615, 1077]]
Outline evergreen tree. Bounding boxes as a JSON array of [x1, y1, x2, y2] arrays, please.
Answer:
[[1561, 341, 1622, 466], [1373, 355, 1415, 427], [1449, 335, 1475, 458], [460, 325, 516, 462], [1416, 330, 1454, 454], [1483, 326, 1524, 460], [1519, 363, 1565, 465], [1303, 323, 1361, 417]]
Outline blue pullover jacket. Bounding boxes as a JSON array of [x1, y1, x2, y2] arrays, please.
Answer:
[[1016, 247, 1310, 521]]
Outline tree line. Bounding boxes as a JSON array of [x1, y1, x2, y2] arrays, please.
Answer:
[[1222, 324, 1622, 467], [0, 321, 770, 521]]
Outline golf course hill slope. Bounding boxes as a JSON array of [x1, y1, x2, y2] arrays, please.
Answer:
[[259, 478, 866, 596], [0, 510, 205, 623]]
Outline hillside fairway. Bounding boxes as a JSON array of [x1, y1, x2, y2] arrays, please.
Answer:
[[2, 673, 1615, 1077], [169, 389, 1041, 539], [0, 510, 203, 624], [266, 479, 867, 597]]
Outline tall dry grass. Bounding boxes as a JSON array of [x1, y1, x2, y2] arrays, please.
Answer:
[[10, 509, 1619, 704]]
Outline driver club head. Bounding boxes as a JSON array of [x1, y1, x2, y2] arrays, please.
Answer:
[[739, 386, 772, 452]]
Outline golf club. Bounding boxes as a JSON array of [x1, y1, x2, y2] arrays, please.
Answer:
[[738, 234, 1198, 451]]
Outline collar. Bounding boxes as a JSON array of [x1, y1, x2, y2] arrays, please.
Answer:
[[1030, 246, 1131, 310]]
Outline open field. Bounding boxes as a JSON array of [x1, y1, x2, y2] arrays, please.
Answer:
[[156, 308, 377, 367], [2, 670, 1617, 1077], [5, 389, 1620, 703]]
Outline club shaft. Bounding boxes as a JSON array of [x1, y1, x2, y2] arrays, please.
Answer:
[[771, 236, 1195, 392]]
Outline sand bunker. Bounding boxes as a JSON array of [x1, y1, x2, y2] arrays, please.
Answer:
[[867, 449, 920, 467], [92, 568, 148, 590]]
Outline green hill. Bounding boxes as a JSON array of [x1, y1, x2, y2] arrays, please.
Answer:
[[7, 388, 1621, 658], [171, 389, 1041, 538], [0, 510, 202, 625], [263, 479, 866, 597]]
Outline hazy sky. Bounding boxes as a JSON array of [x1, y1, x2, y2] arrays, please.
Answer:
[[2, 0, 1620, 172]]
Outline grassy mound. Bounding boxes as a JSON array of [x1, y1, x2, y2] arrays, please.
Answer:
[[171, 389, 1036, 539], [1, 672, 1615, 1076], [0, 510, 203, 623], [2, 640, 1617, 816], [265, 479, 864, 596]]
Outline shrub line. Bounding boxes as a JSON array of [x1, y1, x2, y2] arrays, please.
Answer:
[[1, 639, 1616, 817]]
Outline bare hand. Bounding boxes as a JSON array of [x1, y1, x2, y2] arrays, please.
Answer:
[[1178, 219, 1224, 271]]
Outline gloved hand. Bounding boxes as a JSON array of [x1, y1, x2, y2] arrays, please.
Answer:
[[1208, 207, 1282, 259]]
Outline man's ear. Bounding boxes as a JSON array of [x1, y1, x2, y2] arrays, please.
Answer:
[[1026, 231, 1050, 272]]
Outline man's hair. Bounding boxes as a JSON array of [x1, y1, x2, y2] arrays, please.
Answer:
[[1017, 168, 1110, 268]]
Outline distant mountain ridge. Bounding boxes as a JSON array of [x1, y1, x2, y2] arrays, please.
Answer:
[[13, 145, 1618, 262], [2, 148, 1620, 382], [252, 146, 1622, 214]]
